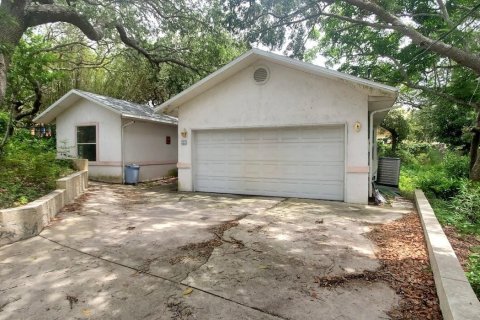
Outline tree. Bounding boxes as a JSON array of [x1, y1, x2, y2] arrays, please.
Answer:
[[381, 108, 410, 152], [0, 0, 247, 151], [412, 103, 476, 150], [0, 0, 224, 106], [224, 0, 480, 180]]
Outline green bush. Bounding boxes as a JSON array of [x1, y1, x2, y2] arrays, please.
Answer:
[[466, 250, 480, 297], [0, 129, 74, 209], [398, 150, 470, 200], [450, 182, 480, 226], [417, 171, 464, 199], [443, 151, 470, 179]]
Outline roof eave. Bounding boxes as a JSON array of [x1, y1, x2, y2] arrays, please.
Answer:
[[33, 89, 79, 123], [121, 114, 178, 125], [156, 49, 399, 116]]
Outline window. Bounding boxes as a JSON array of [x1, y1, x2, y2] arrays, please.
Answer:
[[166, 136, 171, 144], [77, 125, 96, 161]]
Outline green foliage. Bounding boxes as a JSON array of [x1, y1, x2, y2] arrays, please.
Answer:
[[398, 147, 469, 199], [0, 110, 9, 134], [381, 108, 410, 149], [450, 182, 480, 226], [466, 250, 480, 297], [412, 104, 476, 149], [7, 32, 61, 100], [0, 130, 74, 209]]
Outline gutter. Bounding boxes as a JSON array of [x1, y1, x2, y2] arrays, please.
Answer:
[[121, 120, 135, 183]]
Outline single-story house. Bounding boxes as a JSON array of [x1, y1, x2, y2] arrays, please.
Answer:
[[34, 89, 178, 183], [157, 49, 398, 204]]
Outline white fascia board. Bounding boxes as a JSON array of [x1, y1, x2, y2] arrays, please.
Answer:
[[33, 89, 79, 123], [33, 89, 123, 123]]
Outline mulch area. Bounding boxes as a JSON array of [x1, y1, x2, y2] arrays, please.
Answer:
[[314, 212, 442, 319], [368, 212, 442, 319], [443, 225, 480, 269]]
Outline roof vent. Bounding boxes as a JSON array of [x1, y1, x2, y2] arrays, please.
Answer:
[[253, 66, 269, 84]]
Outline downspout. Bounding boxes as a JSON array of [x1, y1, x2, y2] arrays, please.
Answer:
[[121, 120, 135, 184], [369, 107, 396, 197]]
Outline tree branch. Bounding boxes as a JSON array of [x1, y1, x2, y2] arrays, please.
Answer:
[[34, 41, 95, 53], [318, 11, 393, 29], [114, 24, 202, 73], [24, 4, 104, 41], [435, 0, 453, 26], [378, 54, 480, 109], [341, 0, 480, 75], [14, 80, 42, 121]]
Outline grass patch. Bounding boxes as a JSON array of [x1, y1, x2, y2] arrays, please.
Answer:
[[0, 130, 74, 209]]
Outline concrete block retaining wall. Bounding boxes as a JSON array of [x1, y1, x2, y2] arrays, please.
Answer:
[[0, 159, 88, 246], [415, 190, 480, 320]]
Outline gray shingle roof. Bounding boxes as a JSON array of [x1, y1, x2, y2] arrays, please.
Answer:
[[76, 90, 177, 124]]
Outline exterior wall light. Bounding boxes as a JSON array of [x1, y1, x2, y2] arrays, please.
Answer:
[[353, 121, 362, 132], [181, 129, 188, 138]]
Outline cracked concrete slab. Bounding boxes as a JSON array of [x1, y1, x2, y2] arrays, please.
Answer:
[[0, 182, 412, 319], [0, 236, 279, 320], [182, 198, 406, 320]]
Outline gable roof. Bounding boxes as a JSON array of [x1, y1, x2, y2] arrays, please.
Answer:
[[156, 49, 398, 117], [33, 89, 177, 125]]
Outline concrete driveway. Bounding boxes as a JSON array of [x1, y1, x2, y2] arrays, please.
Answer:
[[0, 182, 411, 320]]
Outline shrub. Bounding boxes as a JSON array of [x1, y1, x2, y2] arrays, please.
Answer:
[[450, 181, 480, 227], [398, 150, 470, 200], [417, 171, 464, 199], [466, 250, 480, 297], [0, 129, 74, 209], [442, 151, 470, 179]]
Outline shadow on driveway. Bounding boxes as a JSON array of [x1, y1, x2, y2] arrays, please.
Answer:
[[0, 182, 413, 320]]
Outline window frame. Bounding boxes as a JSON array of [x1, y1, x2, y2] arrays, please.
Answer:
[[75, 123, 99, 162]]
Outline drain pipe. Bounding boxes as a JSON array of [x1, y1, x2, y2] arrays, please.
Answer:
[[121, 120, 135, 184], [369, 107, 397, 197]]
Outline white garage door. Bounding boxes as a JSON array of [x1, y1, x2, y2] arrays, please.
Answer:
[[194, 126, 345, 200]]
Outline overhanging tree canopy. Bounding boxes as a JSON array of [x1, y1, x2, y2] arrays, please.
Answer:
[[225, 0, 480, 179], [0, 0, 231, 105]]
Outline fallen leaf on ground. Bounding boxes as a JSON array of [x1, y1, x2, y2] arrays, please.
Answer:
[[182, 288, 193, 296]]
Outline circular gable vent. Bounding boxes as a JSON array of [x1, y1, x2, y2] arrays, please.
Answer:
[[253, 66, 269, 84]]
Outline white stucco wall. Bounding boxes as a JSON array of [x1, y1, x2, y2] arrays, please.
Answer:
[[56, 99, 178, 183], [176, 60, 370, 203], [123, 120, 178, 181], [56, 99, 123, 182]]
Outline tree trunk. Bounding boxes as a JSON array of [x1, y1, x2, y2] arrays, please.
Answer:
[[0, 53, 7, 104], [470, 109, 480, 181], [391, 132, 399, 153], [0, 1, 28, 105]]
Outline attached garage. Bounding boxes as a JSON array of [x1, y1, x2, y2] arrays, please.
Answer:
[[194, 126, 345, 200], [157, 49, 398, 204]]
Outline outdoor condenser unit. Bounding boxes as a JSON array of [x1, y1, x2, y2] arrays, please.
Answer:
[[376, 157, 401, 187]]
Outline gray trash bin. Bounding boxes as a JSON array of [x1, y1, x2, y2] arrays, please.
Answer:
[[124, 164, 140, 184]]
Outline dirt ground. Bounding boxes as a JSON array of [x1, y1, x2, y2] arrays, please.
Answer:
[[0, 182, 435, 320]]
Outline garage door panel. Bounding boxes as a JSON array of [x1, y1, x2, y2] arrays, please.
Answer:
[[196, 161, 344, 179], [196, 177, 344, 200], [194, 126, 345, 200]]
